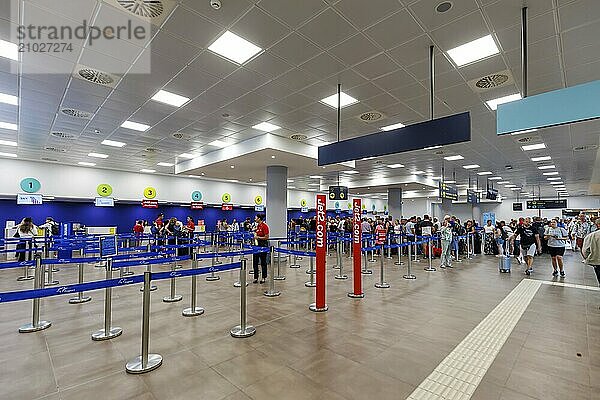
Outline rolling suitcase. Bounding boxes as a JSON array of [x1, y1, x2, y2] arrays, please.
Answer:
[[499, 255, 511, 273]]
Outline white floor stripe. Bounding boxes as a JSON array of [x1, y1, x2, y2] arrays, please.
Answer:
[[539, 280, 600, 291], [407, 279, 542, 400]]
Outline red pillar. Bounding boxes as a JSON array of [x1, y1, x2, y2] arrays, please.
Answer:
[[310, 194, 328, 312], [348, 198, 364, 298]]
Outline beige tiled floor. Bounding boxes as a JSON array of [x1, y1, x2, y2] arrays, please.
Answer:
[[0, 248, 598, 400]]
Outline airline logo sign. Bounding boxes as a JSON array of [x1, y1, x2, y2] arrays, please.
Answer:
[[141, 200, 158, 208], [315, 194, 327, 309], [352, 198, 363, 296]]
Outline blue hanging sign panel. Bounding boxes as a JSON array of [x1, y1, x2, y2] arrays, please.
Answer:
[[318, 112, 470, 166], [497, 80, 600, 135], [100, 236, 118, 258]]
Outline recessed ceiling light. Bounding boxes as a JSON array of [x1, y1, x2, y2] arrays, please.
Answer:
[[497, 181, 509, 184], [271, 155, 276, 159], [320, 92, 359, 109], [101, 139, 127, 148], [477, 171, 493, 175], [531, 156, 551, 162], [488, 177, 502, 180], [287, 179, 294, 183], [0, 152, 17, 158], [227, 179, 239, 183], [412, 170, 425, 174], [543, 171, 559, 176], [252, 122, 281, 132], [230, 165, 235, 169], [521, 143, 546, 151], [463, 164, 480, 169], [447, 34, 499, 67], [0, 93, 18, 106], [78, 162, 96, 167], [549, 181, 563, 185], [380, 122, 405, 131], [343, 170, 359, 174], [288, 186, 296, 189], [547, 177, 562, 181], [140, 169, 156, 173], [537, 165, 556, 170], [504, 184, 517, 188], [308, 183, 320, 186], [0, 40, 18, 61], [0, 139, 17, 147], [310, 175, 323, 179], [511, 128, 538, 135], [510, 187, 522, 191], [444, 155, 464, 161], [0, 121, 18, 131], [151, 89, 190, 107], [208, 139, 229, 148], [157, 162, 174, 167], [88, 153, 108, 159], [387, 163, 404, 169], [208, 31, 262, 65], [121, 120, 150, 132], [486, 93, 522, 111], [179, 153, 198, 159]]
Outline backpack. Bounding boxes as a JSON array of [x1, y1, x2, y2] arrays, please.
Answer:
[[51, 222, 60, 236]]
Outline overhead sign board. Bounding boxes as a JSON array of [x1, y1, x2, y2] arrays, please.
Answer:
[[255, 205, 265, 212], [142, 200, 158, 208], [95, 197, 114, 207], [99, 235, 118, 258], [439, 182, 458, 201], [328, 186, 348, 200], [466, 189, 479, 204], [191, 202, 204, 210], [513, 202, 523, 211], [486, 188, 498, 201], [222, 204, 233, 211], [526, 199, 567, 209], [17, 194, 43, 205]]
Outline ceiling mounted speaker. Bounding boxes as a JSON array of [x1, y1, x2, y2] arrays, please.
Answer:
[[172, 132, 191, 141], [73, 64, 118, 88], [468, 70, 514, 93], [61, 108, 93, 119], [358, 111, 385, 123]]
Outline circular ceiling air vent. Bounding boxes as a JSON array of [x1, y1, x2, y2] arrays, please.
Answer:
[[78, 68, 115, 86], [144, 147, 161, 153], [289, 134, 308, 141], [117, 0, 164, 18], [172, 132, 192, 141], [573, 144, 599, 152], [475, 74, 509, 89], [50, 131, 76, 140], [436, 1, 453, 13], [434, 150, 445, 155], [44, 146, 66, 153], [517, 137, 533, 143], [358, 111, 384, 122], [61, 108, 93, 119]]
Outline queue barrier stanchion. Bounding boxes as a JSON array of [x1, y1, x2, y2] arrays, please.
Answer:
[[386, 236, 392, 259], [374, 244, 390, 288], [424, 238, 436, 272], [45, 255, 59, 286], [361, 247, 373, 275], [126, 271, 163, 374], [274, 242, 285, 281], [163, 256, 183, 303], [264, 247, 281, 297], [16, 251, 34, 281], [122, 239, 134, 276], [174, 236, 182, 269], [334, 240, 348, 280], [231, 260, 256, 338], [206, 253, 220, 282], [140, 243, 158, 292], [289, 242, 300, 268], [19, 254, 52, 333], [92, 259, 123, 341], [369, 238, 376, 263], [305, 256, 316, 287], [455, 238, 462, 263], [403, 242, 416, 280], [412, 239, 419, 263], [69, 263, 92, 304], [182, 252, 205, 317], [213, 233, 222, 265], [395, 237, 404, 266]]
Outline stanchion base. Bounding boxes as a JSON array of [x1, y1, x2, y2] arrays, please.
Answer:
[[332, 266, 341, 270], [91, 327, 123, 341], [394, 262, 405, 266], [182, 307, 205, 317], [17, 276, 34, 281], [403, 274, 417, 280], [334, 274, 348, 280], [140, 285, 158, 292], [174, 264, 183, 270], [309, 303, 328, 312], [347, 292, 364, 298], [19, 321, 51, 333], [233, 282, 249, 287], [424, 267, 436, 271], [374, 282, 391, 288], [163, 295, 183, 303], [304, 282, 316, 287], [45, 280, 60, 286], [273, 276, 286, 281], [289, 264, 300, 268], [263, 290, 281, 297], [305, 269, 314, 274], [51, 268, 59, 272], [230, 324, 256, 338], [213, 260, 223, 265], [121, 271, 135, 276], [368, 259, 376, 263], [206, 276, 221, 281], [126, 354, 163, 374], [361, 270, 373, 275], [69, 296, 92, 304]]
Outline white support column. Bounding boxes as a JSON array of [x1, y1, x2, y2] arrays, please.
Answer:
[[266, 166, 288, 240]]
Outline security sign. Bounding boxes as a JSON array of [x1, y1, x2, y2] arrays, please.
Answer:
[[97, 184, 113, 197], [144, 187, 157, 199], [222, 193, 231, 203], [254, 195, 263, 205]]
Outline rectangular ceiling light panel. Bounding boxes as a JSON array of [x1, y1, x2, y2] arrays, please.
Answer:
[[121, 121, 150, 132], [151, 90, 190, 107], [320, 92, 359, 109], [208, 31, 262, 64], [447, 35, 499, 66], [101, 140, 127, 147], [486, 93, 522, 111]]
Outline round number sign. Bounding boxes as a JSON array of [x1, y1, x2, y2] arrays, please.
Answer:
[[372, 204, 376, 211], [335, 201, 340, 209], [20, 178, 41, 193], [144, 187, 157, 199], [97, 184, 113, 197], [329, 192, 335, 199], [300, 199, 307, 207], [191, 191, 203, 201], [254, 195, 263, 205], [222, 193, 231, 203], [348, 202, 352, 209]]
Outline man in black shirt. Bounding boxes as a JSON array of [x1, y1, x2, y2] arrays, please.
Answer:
[[510, 217, 542, 275], [420, 215, 434, 258]]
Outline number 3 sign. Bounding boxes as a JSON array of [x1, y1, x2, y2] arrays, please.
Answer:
[[144, 187, 157, 199]]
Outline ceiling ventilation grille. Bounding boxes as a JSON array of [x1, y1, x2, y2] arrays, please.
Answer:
[[44, 146, 67, 153], [102, 0, 175, 25], [73, 64, 118, 88], [289, 134, 308, 141], [41, 157, 58, 162], [61, 108, 93, 119], [468, 70, 514, 92], [144, 147, 161, 153], [172, 132, 192, 141], [573, 144, 599, 152], [358, 111, 385, 123], [50, 131, 76, 140]]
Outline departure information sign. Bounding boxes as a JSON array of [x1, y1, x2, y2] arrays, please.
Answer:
[[466, 189, 479, 204], [513, 202, 523, 211], [527, 199, 567, 209], [328, 186, 348, 201], [486, 188, 498, 200], [439, 182, 458, 201]]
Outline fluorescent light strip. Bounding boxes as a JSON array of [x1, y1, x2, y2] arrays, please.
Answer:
[[101, 139, 127, 148], [488, 177, 502, 180], [531, 156, 551, 162], [0, 121, 18, 131], [140, 169, 155, 173], [309, 175, 323, 179], [0, 93, 18, 106], [78, 162, 96, 167], [497, 181, 509, 184], [447, 35, 499, 67], [504, 184, 517, 188], [157, 162, 174, 167], [0, 151, 17, 158], [208, 31, 262, 65], [342, 170, 359, 174], [0, 139, 17, 147], [444, 180, 456, 184], [320, 92, 359, 109], [477, 171, 493, 175], [88, 153, 108, 159], [179, 153, 198, 159], [521, 143, 546, 151], [121, 120, 150, 132], [463, 164, 480, 169], [252, 122, 281, 132], [387, 163, 404, 169], [547, 177, 562, 181], [151, 90, 190, 107], [549, 181, 563, 185], [380, 122, 405, 131], [0, 40, 18, 61], [543, 172, 559, 176], [444, 155, 464, 161], [537, 165, 556, 170], [486, 93, 522, 111]]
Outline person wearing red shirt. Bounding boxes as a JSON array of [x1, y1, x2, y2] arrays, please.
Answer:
[[375, 220, 386, 255], [133, 220, 144, 234], [253, 214, 270, 284], [185, 216, 195, 236]]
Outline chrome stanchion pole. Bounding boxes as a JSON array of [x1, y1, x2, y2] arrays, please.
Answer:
[[386, 236, 392, 259], [174, 236, 182, 269], [17, 244, 34, 281], [273, 241, 285, 280], [403, 243, 416, 280], [231, 260, 256, 338], [69, 263, 91, 304], [369, 238, 376, 262], [183, 251, 205, 317], [374, 244, 390, 288], [412, 239, 419, 263], [305, 256, 316, 287], [213, 233, 222, 265], [45, 256, 59, 286], [122, 238, 134, 277], [455, 238, 462, 263], [424, 238, 436, 271], [206, 253, 220, 281], [163, 258, 182, 303], [333, 238, 341, 270], [126, 271, 163, 374], [141, 243, 157, 291], [233, 251, 249, 288], [92, 259, 122, 341], [395, 237, 404, 266], [335, 240, 348, 280], [264, 246, 281, 296], [19, 255, 51, 333], [290, 242, 300, 268]]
